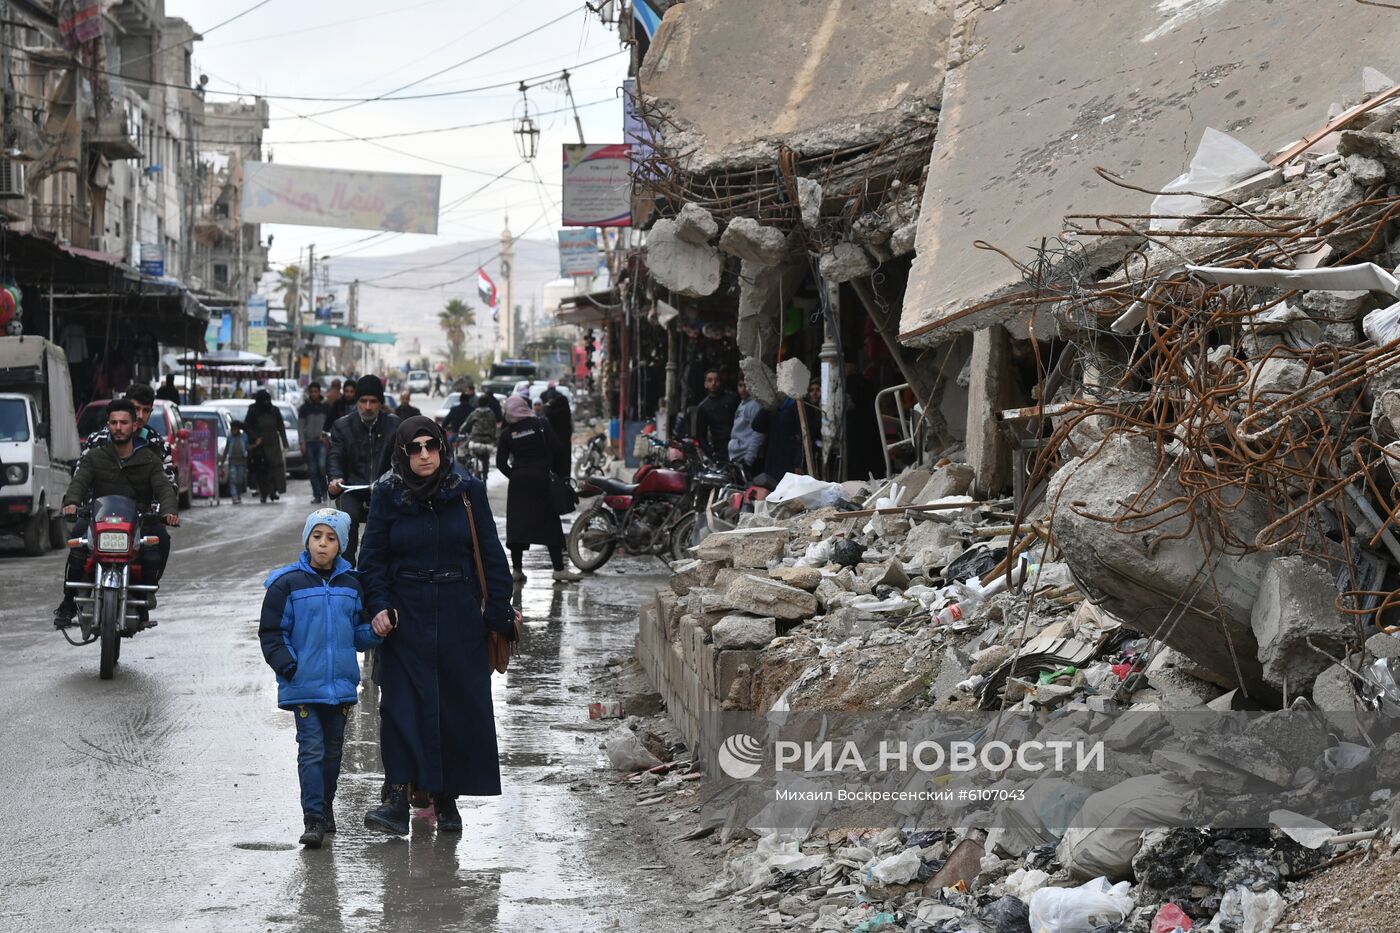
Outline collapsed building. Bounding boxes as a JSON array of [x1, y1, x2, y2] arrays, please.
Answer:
[[615, 1, 1400, 930]]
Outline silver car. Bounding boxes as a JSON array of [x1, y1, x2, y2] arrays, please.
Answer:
[[209, 399, 306, 477]]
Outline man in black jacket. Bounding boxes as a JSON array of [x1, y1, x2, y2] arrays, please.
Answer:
[[298, 382, 332, 504], [694, 369, 739, 462], [328, 374, 400, 564]]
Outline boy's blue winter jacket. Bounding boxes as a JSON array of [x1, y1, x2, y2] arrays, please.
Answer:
[[258, 553, 381, 710]]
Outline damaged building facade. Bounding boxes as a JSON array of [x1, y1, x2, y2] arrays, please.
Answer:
[[617, 1, 1400, 930]]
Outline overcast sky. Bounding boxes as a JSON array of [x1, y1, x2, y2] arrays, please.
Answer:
[[168, 0, 629, 268]]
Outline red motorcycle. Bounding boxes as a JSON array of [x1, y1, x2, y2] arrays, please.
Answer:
[[63, 495, 161, 679], [568, 436, 719, 570]]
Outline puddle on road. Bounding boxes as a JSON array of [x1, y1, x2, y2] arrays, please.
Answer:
[[234, 841, 298, 851]]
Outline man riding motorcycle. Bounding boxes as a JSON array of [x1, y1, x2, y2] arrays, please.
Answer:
[[55, 399, 179, 628], [327, 375, 400, 565], [85, 383, 176, 579]]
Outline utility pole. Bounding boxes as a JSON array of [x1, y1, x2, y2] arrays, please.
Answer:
[[500, 216, 514, 360], [306, 244, 316, 379]]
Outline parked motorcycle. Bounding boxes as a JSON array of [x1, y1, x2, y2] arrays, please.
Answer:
[[62, 495, 161, 679], [568, 436, 718, 571]]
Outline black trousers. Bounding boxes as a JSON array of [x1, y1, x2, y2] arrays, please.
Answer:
[[336, 491, 368, 566], [510, 543, 563, 571]]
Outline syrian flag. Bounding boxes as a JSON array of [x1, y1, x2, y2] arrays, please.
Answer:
[[478, 268, 498, 309]]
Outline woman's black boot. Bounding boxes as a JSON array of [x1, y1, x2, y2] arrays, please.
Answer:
[[433, 795, 462, 832], [365, 783, 410, 836]]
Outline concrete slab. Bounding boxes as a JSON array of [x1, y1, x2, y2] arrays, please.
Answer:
[[640, 0, 952, 173], [899, 0, 1400, 344]]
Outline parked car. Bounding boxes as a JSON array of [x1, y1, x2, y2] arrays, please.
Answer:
[[406, 369, 431, 394], [263, 378, 304, 408], [208, 398, 305, 477], [76, 397, 194, 509], [0, 337, 80, 555], [180, 406, 233, 495]]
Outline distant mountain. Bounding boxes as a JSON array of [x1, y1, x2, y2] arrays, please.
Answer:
[[325, 237, 562, 362]]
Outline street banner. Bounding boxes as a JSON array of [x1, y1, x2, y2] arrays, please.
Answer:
[[241, 162, 441, 234], [188, 417, 219, 500], [558, 228, 599, 277], [562, 144, 632, 227], [247, 295, 268, 356]]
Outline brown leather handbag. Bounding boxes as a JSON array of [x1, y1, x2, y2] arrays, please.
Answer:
[[463, 492, 522, 674]]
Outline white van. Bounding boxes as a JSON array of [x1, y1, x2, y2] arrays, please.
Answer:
[[0, 337, 81, 555], [406, 370, 431, 394]]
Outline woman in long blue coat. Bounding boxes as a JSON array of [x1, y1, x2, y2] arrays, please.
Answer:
[[358, 415, 515, 835]]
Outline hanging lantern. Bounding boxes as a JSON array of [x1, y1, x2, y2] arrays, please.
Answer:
[[513, 83, 540, 162]]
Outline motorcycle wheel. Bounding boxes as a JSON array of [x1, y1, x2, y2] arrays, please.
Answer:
[[568, 507, 617, 572], [98, 590, 120, 680], [669, 512, 699, 561]]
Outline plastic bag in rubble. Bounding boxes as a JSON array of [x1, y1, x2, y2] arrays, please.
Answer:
[[1057, 775, 1198, 880], [767, 473, 844, 509], [1151, 128, 1270, 230], [690, 829, 824, 901], [797, 539, 832, 568], [1205, 886, 1284, 933], [869, 846, 922, 885], [603, 725, 662, 772], [1028, 877, 1134, 933], [1364, 300, 1400, 347]]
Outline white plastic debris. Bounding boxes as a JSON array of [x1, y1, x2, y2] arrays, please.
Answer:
[[1001, 867, 1051, 900], [602, 725, 662, 772], [1365, 300, 1400, 346], [767, 473, 845, 509], [1205, 886, 1284, 933], [869, 847, 922, 885], [1268, 810, 1336, 850], [1028, 877, 1134, 933], [1151, 128, 1270, 230]]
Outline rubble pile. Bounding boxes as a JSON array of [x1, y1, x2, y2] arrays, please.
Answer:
[[626, 78, 1400, 932]]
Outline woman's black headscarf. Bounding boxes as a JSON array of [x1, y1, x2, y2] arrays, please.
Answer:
[[392, 415, 452, 502], [249, 389, 275, 415]]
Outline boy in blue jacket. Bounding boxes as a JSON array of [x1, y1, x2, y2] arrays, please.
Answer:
[[259, 508, 381, 848]]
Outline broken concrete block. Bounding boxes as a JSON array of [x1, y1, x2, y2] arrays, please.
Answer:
[[695, 526, 789, 569], [819, 242, 873, 283], [1368, 632, 1400, 659], [796, 177, 822, 231], [719, 217, 789, 265], [1338, 129, 1400, 180], [890, 221, 918, 257], [775, 356, 811, 401], [740, 357, 779, 408], [769, 565, 821, 590], [815, 577, 852, 611], [670, 558, 726, 596], [1050, 434, 1274, 698], [1311, 662, 1359, 711], [919, 462, 975, 502], [1146, 651, 1226, 709], [724, 574, 819, 620], [737, 260, 785, 357], [1372, 389, 1400, 442], [711, 614, 778, 650], [1346, 153, 1388, 187], [1250, 556, 1358, 693], [673, 202, 718, 244], [646, 218, 722, 297], [863, 560, 910, 591]]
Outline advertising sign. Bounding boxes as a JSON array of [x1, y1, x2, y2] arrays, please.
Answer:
[[204, 315, 220, 352], [558, 228, 600, 277], [562, 144, 632, 227], [188, 417, 219, 500], [246, 295, 268, 356], [241, 162, 442, 234], [139, 243, 164, 277]]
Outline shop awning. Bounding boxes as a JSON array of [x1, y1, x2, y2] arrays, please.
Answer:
[[557, 290, 622, 326], [297, 322, 397, 344]]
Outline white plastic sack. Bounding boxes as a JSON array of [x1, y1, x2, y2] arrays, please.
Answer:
[[603, 726, 662, 772], [1002, 867, 1051, 900], [1057, 775, 1198, 879], [1206, 886, 1284, 933], [1028, 877, 1134, 933], [869, 847, 922, 885], [767, 472, 844, 509], [1364, 300, 1400, 347], [1151, 128, 1269, 230]]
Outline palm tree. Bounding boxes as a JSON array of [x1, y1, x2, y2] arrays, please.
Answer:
[[437, 298, 476, 374], [277, 265, 302, 320]]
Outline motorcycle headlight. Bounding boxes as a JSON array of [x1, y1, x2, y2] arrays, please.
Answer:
[[4, 463, 25, 485], [96, 531, 130, 552]]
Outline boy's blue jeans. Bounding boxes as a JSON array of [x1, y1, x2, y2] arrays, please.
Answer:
[[294, 703, 349, 821], [228, 463, 246, 499]]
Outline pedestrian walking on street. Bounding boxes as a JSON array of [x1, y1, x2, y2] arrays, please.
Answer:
[[395, 390, 421, 420], [328, 374, 401, 564], [695, 368, 740, 462], [358, 416, 516, 836], [259, 508, 381, 848], [298, 382, 332, 503], [496, 395, 581, 583], [247, 390, 288, 503], [227, 420, 248, 504]]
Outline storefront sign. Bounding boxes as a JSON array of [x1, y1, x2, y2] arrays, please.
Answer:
[[562, 144, 632, 227], [242, 162, 442, 234], [188, 417, 218, 500], [558, 228, 600, 277], [139, 243, 164, 277]]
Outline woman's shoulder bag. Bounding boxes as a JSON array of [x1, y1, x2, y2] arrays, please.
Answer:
[[461, 490, 523, 674]]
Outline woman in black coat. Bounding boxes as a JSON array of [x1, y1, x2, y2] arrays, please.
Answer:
[[496, 394, 581, 583], [359, 415, 516, 836], [247, 390, 288, 501]]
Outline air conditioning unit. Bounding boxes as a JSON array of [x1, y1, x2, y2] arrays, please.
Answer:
[[0, 159, 26, 199]]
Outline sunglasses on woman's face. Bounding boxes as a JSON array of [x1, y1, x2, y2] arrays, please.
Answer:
[[404, 438, 442, 456]]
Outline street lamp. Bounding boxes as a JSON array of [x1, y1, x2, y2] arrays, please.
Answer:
[[513, 83, 540, 162]]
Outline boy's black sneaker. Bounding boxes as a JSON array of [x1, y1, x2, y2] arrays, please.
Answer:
[[299, 817, 327, 848], [365, 784, 409, 836], [433, 795, 462, 832]]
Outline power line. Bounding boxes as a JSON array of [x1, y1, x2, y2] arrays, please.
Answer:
[[285, 5, 587, 121], [122, 0, 278, 69], [199, 0, 454, 51]]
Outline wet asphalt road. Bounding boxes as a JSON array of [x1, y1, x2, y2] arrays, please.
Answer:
[[0, 452, 701, 932]]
